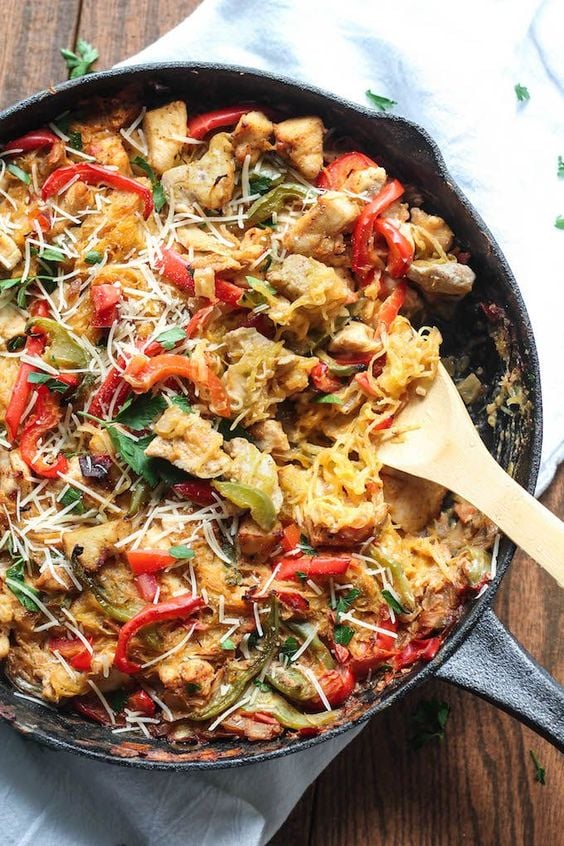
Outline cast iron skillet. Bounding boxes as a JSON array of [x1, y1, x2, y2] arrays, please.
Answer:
[[0, 64, 562, 768]]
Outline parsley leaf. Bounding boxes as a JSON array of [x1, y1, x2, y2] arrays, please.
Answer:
[[58, 486, 86, 514], [221, 638, 236, 650], [381, 589, 407, 615], [514, 83, 530, 102], [107, 689, 129, 713], [114, 394, 167, 430], [314, 393, 343, 405], [409, 699, 450, 750], [7, 163, 30, 184], [185, 682, 200, 695], [217, 418, 255, 443], [334, 588, 361, 621], [106, 429, 158, 485], [280, 636, 299, 659], [37, 245, 65, 263], [155, 326, 186, 350], [84, 250, 103, 265], [168, 545, 195, 560], [7, 335, 26, 352], [298, 535, 317, 556], [68, 130, 83, 151], [249, 174, 274, 195], [27, 372, 70, 394], [529, 750, 546, 784], [555, 215, 564, 230], [171, 395, 193, 414], [5, 558, 42, 612], [131, 155, 167, 212], [558, 156, 564, 178], [334, 624, 354, 646], [60, 39, 99, 80], [253, 678, 271, 692], [366, 90, 397, 111]]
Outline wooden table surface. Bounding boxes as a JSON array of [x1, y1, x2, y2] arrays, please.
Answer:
[[1, 3, 562, 844]]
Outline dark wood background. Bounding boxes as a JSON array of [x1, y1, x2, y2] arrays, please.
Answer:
[[1, 3, 562, 844]]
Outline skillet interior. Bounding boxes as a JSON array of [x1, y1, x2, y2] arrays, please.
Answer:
[[0, 64, 541, 769]]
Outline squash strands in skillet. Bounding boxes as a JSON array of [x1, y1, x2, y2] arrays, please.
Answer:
[[0, 98, 496, 744]]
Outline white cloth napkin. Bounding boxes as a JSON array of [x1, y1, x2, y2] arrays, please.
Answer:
[[2, 1, 563, 844]]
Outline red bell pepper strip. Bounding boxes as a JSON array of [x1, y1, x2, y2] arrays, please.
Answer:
[[313, 666, 356, 709], [4, 129, 59, 154], [127, 689, 156, 716], [186, 305, 215, 339], [156, 246, 195, 295], [74, 697, 118, 725], [41, 163, 154, 219], [172, 479, 217, 506], [114, 594, 205, 674], [348, 619, 398, 676], [187, 106, 256, 140], [310, 362, 342, 394], [273, 590, 310, 613], [87, 340, 164, 419], [281, 523, 301, 553], [127, 549, 177, 575], [134, 573, 159, 603], [276, 555, 351, 581], [351, 179, 404, 284], [90, 284, 121, 328], [373, 415, 394, 431], [4, 301, 50, 443], [123, 353, 231, 417], [317, 152, 378, 190], [48, 636, 93, 672], [377, 281, 407, 328], [330, 352, 374, 368], [392, 636, 441, 670], [19, 386, 69, 478], [214, 276, 245, 306], [373, 218, 414, 278]]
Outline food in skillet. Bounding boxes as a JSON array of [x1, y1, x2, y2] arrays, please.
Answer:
[[0, 99, 496, 741]]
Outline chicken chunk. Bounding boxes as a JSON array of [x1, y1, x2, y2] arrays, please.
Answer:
[[0, 304, 26, 346], [143, 100, 188, 174], [6, 639, 88, 702], [158, 653, 216, 702], [410, 208, 454, 253], [274, 116, 324, 180], [175, 226, 241, 272], [144, 406, 231, 478], [283, 192, 359, 264], [231, 110, 274, 165], [238, 515, 282, 562], [0, 359, 20, 428], [86, 132, 131, 174], [163, 132, 235, 211], [382, 470, 447, 533], [328, 321, 380, 356], [407, 260, 475, 297], [222, 327, 314, 424], [225, 437, 283, 513], [342, 166, 387, 197], [63, 520, 125, 573], [0, 232, 22, 271], [249, 419, 290, 455], [0, 448, 31, 515]]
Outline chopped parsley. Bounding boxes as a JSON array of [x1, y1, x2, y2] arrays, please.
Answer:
[[6, 163, 30, 184], [171, 395, 193, 414], [409, 699, 450, 750], [555, 215, 564, 230], [68, 130, 83, 151], [249, 174, 275, 195], [113, 394, 167, 430], [280, 636, 299, 659], [334, 588, 361, 621], [334, 624, 354, 646], [155, 326, 186, 350], [168, 545, 195, 560], [60, 40, 99, 80], [185, 682, 200, 695], [217, 418, 255, 443], [131, 155, 167, 212], [58, 486, 86, 514], [4, 556, 42, 613], [84, 250, 103, 265], [381, 589, 407, 615], [37, 244, 66, 264], [221, 638, 236, 650], [7, 335, 26, 352], [365, 90, 397, 111], [314, 393, 343, 404], [529, 750, 546, 784], [253, 679, 271, 692], [106, 429, 158, 485], [558, 156, 564, 178], [298, 535, 317, 556], [27, 372, 70, 394], [514, 83, 530, 103]]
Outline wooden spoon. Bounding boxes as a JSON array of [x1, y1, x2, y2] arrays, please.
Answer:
[[377, 362, 564, 587]]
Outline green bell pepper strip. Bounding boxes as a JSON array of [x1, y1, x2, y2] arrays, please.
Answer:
[[245, 183, 311, 227], [368, 545, 415, 612], [242, 688, 338, 730], [212, 481, 276, 531], [26, 317, 88, 369], [266, 664, 316, 702], [288, 622, 335, 670], [70, 545, 143, 623], [183, 597, 279, 722], [127, 482, 152, 516]]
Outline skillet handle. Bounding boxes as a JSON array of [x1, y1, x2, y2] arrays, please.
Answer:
[[435, 607, 564, 751]]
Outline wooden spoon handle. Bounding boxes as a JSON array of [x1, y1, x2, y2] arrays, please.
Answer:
[[439, 449, 564, 588]]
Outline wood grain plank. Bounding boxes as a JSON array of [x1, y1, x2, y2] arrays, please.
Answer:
[[271, 468, 564, 846], [0, 0, 81, 109], [76, 0, 198, 69]]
